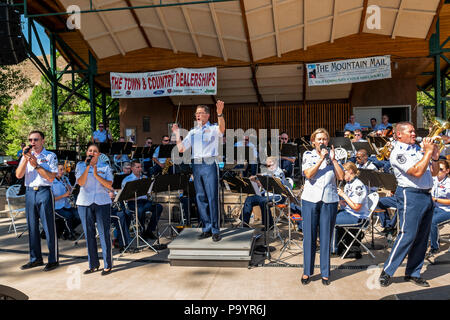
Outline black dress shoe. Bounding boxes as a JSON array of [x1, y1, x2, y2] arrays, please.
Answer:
[[145, 231, 158, 240], [83, 267, 99, 274], [379, 271, 392, 287], [404, 275, 430, 287], [301, 276, 311, 285], [101, 268, 112, 276], [198, 232, 212, 239], [43, 262, 59, 272], [212, 233, 222, 242], [322, 278, 331, 286], [21, 260, 44, 270]]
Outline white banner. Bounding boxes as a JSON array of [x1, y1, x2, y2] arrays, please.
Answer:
[[307, 55, 391, 86], [110, 67, 217, 98]]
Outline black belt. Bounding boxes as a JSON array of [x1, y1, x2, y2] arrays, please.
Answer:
[[400, 187, 431, 194], [26, 186, 50, 191]]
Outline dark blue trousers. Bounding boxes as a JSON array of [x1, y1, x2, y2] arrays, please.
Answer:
[[241, 194, 283, 227], [127, 199, 162, 233], [25, 186, 58, 264], [78, 204, 112, 270], [192, 162, 220, 234], [55, 207, 81, 234], [281, 159, 293, 177], [383, 187, 434, 278], [111, 203, 132, 247], [376, 196, 397, 229], [301, 200, 338, 278], [429, 207, 450, 250]]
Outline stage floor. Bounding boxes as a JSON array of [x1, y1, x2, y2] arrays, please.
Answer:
[[0, 216, 449, 300]]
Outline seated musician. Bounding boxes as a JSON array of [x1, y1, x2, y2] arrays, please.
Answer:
[[52, 163, 81, 240], [280, 132, 296, 178], [121, 162, 132, 175], [377, 114, 392, 132], [351, 129, 367, 143], [91, 122, 111, 143], [344, 115, 361, 132], [355, 149, 377, 170], [142, 137, 153, 174], [149, 135, 171, 176], [370, 118, 378, 132], [108, 190, 131, 251], [344, 130, 353, 139], [113, 137, 130, 167], [241, 156, 295, 228], [122, 160, 163, 240], [428, 160, 450, 255], [332, 162, 369, 255], [234, 135, 258, 177]]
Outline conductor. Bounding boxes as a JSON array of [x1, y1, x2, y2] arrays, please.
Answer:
[[172, 101, 225, 242]]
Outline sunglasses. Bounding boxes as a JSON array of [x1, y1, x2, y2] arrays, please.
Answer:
[[439, 168, 446, 171], [163, 140, 170, 142], [28, 138, 40, 142]]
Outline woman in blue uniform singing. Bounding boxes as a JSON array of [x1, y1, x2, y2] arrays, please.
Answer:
[[76, 143, 114, 275], [301, 128, 344, 285]]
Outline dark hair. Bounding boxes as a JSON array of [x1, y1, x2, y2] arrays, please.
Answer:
[[131, 160, 141, 167], [196, 105, 210, 114], [370, 118, 376, 122], [86, 142, 99, 151], [439, 160, 450, 173], [29, 130, 45, 139], [162, 135, 169, 139], [146, 137, 152, 140]]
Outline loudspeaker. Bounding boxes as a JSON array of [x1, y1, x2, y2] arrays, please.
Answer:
[[0, 4, 27, 65]]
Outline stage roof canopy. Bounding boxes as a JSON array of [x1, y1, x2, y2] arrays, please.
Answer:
[[21, 0, 450, 104]]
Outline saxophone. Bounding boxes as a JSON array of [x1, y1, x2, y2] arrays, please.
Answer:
[[162, 158, 173, 175]]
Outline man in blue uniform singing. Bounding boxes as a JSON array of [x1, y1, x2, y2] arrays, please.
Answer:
[[379, 122, 439, 287], [16, 130, 59, 271], [172, 101, 225, 242]]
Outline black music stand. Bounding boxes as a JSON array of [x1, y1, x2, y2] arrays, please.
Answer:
[[222, 175, 259, 228], [116, 178, 157, 254], [353, 141, 374, 156], [133, 147, 144, 159], [330, 137, 352, 150], [280, 143, 298, 158], [112, 173, 130, 190], [356, 169, 394, 250], [98, 142, 110, 155], [255, 175, 286, 264], [150, 174, 184, 238], [180, 174, 196, 227], [157, 144, 176, 173]]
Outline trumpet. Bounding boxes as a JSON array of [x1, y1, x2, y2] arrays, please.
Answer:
[[426, 118, 450, 153], [376, 140, 393, 161]]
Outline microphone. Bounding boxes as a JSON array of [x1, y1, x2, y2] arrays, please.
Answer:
[[23, 144, 32, 155], [85, 156, 92, 166], [320, 144, 331, 164]]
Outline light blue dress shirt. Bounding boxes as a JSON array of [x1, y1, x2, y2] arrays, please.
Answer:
[[92, 130, 110, 143], [432, 176, 450, 212], [344, 122, 362, 132], [301, 149, 340, 203], [390, 141, 433, 189], [75, 161, 113, 206], [342, 178, 369, 219], [182, 122, 223, 160], [375, 122, 393, 131], [152, 146, 166, 164], [52, 177, 71, 210], [22, 148, 58, 187]]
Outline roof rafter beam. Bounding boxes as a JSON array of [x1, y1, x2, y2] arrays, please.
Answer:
[[209, 2, 228, 61], [426, 0, 445, 40], [359, 0, 368, 33], [303, 0, 307, 50], [124, 0, 152, 48], [239, 0, 264, 106], [153, 0, 177, 53], [330, 0, 338, 43], [271, 0, 281, 57], [84, 24, 138, 41], [180, 4, 202, 57], [92, 0, 126, 55], [391, 0, 405, 39]]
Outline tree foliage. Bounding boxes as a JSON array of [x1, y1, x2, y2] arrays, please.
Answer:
[[2, 74, 119, 156]]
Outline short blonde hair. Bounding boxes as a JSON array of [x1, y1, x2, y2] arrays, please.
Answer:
[[343, 161, 359, 176], [267, 156, 278, 164], [310, 128, 330, 145]]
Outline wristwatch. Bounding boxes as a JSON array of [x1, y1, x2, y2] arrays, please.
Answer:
[[217, 113, 223, 117]]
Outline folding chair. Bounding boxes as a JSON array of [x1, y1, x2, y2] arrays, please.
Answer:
[[336, 192, 379, 259], [6, 184, 27, 237], [437, 219, 450, 244]]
